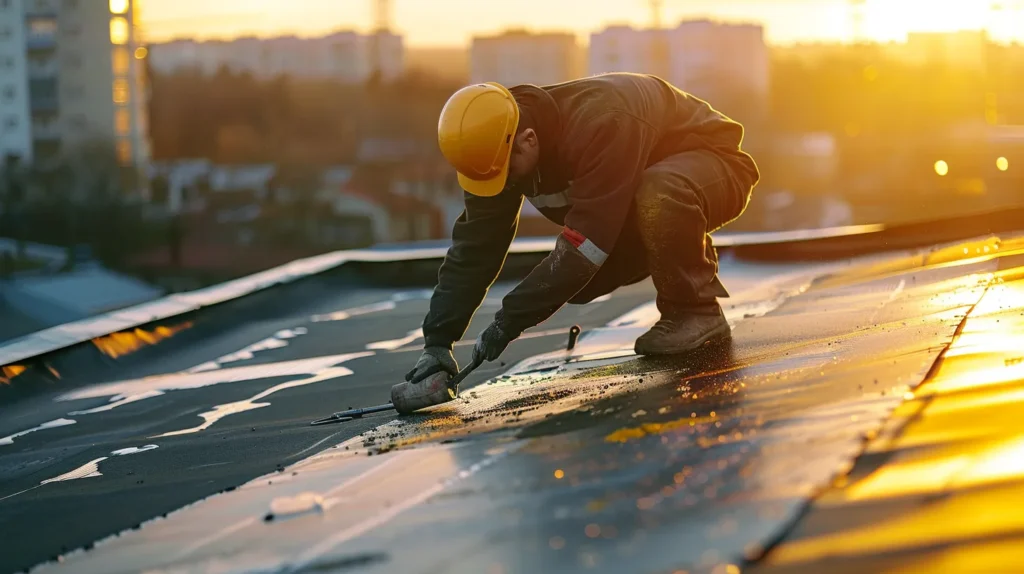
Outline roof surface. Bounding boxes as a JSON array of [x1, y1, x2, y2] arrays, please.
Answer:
[[3, 231, 1024, 573]]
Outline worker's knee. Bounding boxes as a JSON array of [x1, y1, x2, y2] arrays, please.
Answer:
[[635, 169, 675, 212], [635, 168, 700, 227]]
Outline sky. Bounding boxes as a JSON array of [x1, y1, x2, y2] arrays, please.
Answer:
[[140, 0, 1024, 46]]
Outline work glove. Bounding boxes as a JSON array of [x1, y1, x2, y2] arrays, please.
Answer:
[[472, 320, 515, 364], [405, 346, 458, 384]]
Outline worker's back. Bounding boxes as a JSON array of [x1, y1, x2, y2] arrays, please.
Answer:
[[542, 72, 759, 185]]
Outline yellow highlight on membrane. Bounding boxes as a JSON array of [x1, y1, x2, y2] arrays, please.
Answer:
[[1, 364, 27, 384], [92, 322, 193, 359], [605, 415, 718, 443]]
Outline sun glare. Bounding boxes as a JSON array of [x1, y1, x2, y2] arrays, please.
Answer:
[[865, 0, 994, 42]]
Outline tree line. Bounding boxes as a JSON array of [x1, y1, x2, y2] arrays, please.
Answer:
[[149, 69, 459, 165], [148, 47, 1024, 165]]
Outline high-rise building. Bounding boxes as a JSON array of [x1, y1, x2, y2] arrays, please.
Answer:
[[589, 25, 671, 79], [669, 20, 769, 101], [0, 0, 32, 163], [470, 30, 584, 87], [148, 31, 405, 84], [590, 20, 770, 104], [0, 0, 150, 167]]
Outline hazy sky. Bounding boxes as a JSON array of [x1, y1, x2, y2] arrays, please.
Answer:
[[141, 0, 1024, 46]]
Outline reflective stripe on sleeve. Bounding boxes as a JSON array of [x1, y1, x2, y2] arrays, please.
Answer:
[[561, 227, 608, 266]]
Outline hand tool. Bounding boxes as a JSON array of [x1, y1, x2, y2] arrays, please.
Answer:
[[309, 357, 482, 425], [309, 324, 582, 425], [389, 355, 482, 415], [310, 403, 397, 426]]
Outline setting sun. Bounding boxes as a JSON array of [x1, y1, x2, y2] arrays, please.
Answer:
[[864, 0, 996, 41]]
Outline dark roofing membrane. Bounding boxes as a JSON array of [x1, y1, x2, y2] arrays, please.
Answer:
[[7, 230, 1023, 574]]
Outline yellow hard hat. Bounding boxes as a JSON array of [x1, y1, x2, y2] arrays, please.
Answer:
[[438, 82, 520, 197]]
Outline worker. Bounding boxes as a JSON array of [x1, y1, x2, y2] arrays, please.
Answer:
[[405, 73, 759, 385]]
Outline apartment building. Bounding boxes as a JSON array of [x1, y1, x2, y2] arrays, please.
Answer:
[[470, 30, 584, 87], [149, 31, 405, 83], [0, 0, 33, 163], [0, 0, 149, 167], [670, 20, 769, 100], [589, 25, 671, 79], [590, 20, 770, 102]]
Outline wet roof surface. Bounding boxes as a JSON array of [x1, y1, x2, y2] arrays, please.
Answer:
[[753, 249, 1024, 574], [3, 235, 1024, 574]]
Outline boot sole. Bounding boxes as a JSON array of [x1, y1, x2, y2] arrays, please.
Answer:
[[634, 322, 731, 356]]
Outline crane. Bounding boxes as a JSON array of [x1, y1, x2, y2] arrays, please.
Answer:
[[368, 0, 393, 84], [374, 0, 392, 33], [849, 0, 867, 44], [649, 0, 663, 29]]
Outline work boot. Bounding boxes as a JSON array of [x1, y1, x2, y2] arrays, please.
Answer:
[[634, 302, 730, 356]]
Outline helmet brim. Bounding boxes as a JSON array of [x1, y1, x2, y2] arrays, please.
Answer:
[[456, 141, 513, 198]]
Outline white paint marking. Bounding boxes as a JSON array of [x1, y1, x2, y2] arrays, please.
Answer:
[[153, 353, 371, 438], [0, 418, 76, 446], [186, 362, 220, 374], [60, 353, 373, 404], [311, 301, 396, 322], [69, 390, 166, 415], [366, 328, 423, 351], [111, 444, 159, 456], [311, 290, 431, 322], [41, 457, 107, 484], [0, 484, 42, 502], [190, 327, 311, 373], [67, 336, 347, 419], [4, 444, 160, 499], [276, 328, 307, 339], [215, 337, 288, 365]]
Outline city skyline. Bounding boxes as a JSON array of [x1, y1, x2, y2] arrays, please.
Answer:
[[142, 0, 1024, 46]]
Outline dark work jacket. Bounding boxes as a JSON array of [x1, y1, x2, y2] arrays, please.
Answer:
[[422, 73, 760, 349]]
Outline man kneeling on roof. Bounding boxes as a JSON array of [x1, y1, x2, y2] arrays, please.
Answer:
[[406, 72, 760, 384]]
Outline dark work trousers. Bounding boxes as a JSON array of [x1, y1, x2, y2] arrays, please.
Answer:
[[569, 149, 754, 315]]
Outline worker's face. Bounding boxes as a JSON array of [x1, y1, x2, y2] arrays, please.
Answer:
[[507, 128, 540, 184]]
